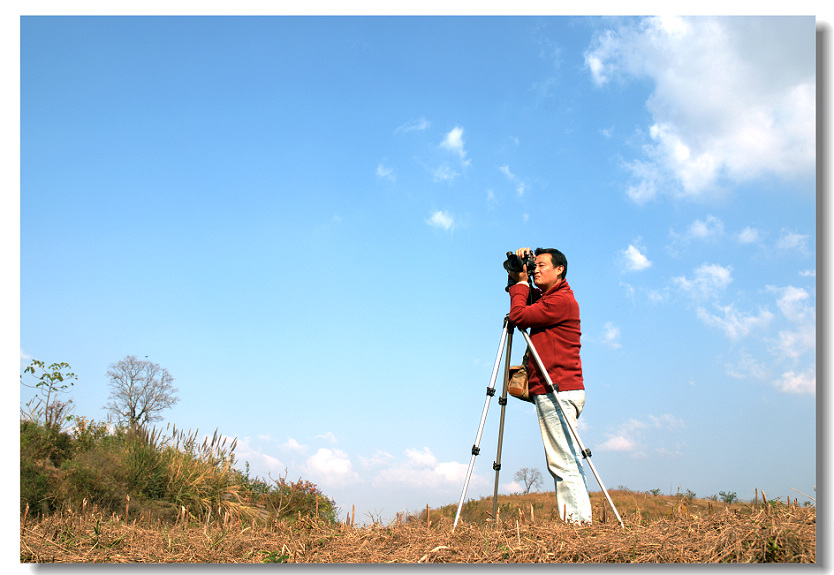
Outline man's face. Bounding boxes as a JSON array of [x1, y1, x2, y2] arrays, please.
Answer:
[[532, 253, 564, 292]]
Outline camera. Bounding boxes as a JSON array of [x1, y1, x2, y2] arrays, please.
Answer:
[[503, 251, 536, 274]]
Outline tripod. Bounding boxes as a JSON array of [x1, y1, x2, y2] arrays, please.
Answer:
[[452, 314, 624, 531]]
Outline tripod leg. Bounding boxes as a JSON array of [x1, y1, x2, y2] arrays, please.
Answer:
[[452, 317, 510, 532], [519, 329, 624, 527], [491, 324, 514, 522]]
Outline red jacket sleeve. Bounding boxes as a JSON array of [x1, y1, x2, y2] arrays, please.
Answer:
[[508, 283, 575, 328]]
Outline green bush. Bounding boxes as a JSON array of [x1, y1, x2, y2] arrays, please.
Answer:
[[19, 420, 75, 514], [264, 476, 339, 523], [20, 456, 51, 515], [57, 444, 130, 512], [123, 430, 167, 500], [20, 420, 74, 468], [19, 417, 337, 525]]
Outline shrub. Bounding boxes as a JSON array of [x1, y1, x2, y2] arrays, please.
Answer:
[[20, 416, 336, 525], [268, 476, 339, 523], [71, 417, 119, 454], [20, 455, 51, 515], [57, 444, 130, 512], [20, 421, 75, 514], [240, 470, 338, 524]]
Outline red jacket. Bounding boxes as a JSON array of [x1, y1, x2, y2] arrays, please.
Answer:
[[508, 280, 584, 395]]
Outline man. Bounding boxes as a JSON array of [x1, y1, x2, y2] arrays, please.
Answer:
[[507, 247, 592, 524]]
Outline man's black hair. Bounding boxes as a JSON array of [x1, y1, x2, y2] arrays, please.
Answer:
[[535, 248, 567, 280]]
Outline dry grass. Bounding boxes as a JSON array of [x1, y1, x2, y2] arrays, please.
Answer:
[[20, 492, 815, 563]]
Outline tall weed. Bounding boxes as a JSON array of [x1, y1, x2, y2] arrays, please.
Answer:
[[21, 417, 337, 525]]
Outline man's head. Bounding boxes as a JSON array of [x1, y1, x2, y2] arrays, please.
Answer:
[[532, 248, 567, 292]]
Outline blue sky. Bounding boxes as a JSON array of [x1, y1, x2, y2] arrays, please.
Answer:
[[14, 13, 824, 526]]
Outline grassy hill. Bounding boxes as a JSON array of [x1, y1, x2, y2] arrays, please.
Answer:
[[421, 487, 798, 526], [20, 488, 815, 563], [19, 414, 814, 563]]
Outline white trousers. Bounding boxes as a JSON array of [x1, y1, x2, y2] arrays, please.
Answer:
[[534, 390, 592, 523]]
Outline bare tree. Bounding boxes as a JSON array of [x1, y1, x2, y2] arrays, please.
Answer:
[[514, 467, 544, 495], [104, 355, 179, 426]]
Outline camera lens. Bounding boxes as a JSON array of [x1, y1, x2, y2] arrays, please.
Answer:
[[503, 252, 524, 273]]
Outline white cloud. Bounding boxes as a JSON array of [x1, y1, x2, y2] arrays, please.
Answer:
[[737, 226, 762, 244], [499, 164, 527, 196], [674, 263, 733, 300], [773, 326, 815, 361], [713, 284, 815, 393], [281, 437, 307, 453], [598, 414, 684, 455], [776, 369, 815, 395], [776, 229, 810, 255], [432, 164, 458, 182], [725, 349, 768, 381], [601, 322, 622, 349], [648, 414, 685, 429], [440, 126, 470, 166], [376, 162, 395, 181], [623, 159, 660, 203], [598, 418, 646, 453], [233, 437, 286, 477], [502, 480, 524, 494], [304, 448, 361, 487], [315, 432, 338, 444], [426, 210, 454, 231], [771, 285, 813, 323], [686, 215, 724, 241], [360, 450, 395, 469], [668, 216, 725, 253], [486, 189, 497, 207], [371, 447, 467, 489], [622, 244, 651, 272], [395, 117, 430, 133], [585, 16, 815, 202], [765, 285, 815, 361], [434, 460, 467, 483], [404, 447, 436, 468], [647, 288, 668, 303], [696, 304, 774, 340], [598, 435, 637, 452]]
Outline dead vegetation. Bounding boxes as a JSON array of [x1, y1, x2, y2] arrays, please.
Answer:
[[20, 491, 815, 563]]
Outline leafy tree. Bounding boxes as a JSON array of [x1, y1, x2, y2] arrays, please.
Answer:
[[104, 355, 179, 426], [20, 359, 76, 431], [514, 467, 544, 495], [20, 359, 80, 513], [719, 490, 738, 504]]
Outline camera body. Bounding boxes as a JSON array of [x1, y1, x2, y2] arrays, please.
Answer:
[[503, 251, 536, 275]]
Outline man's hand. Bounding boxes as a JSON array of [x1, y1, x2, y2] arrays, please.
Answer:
[[508, 247, 533, 284]]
